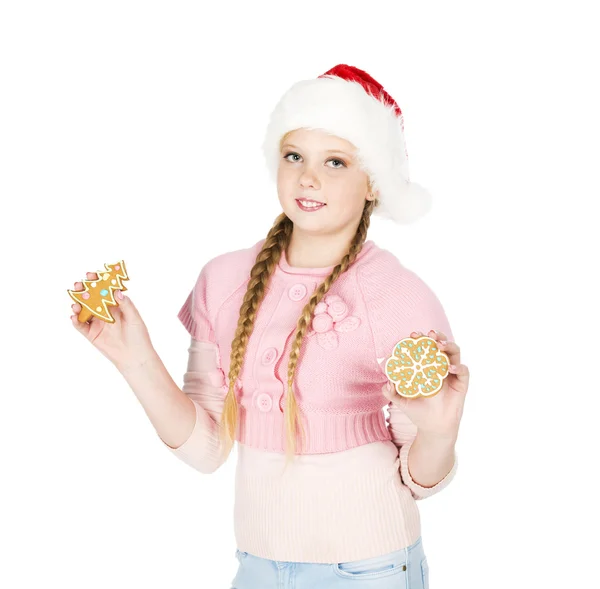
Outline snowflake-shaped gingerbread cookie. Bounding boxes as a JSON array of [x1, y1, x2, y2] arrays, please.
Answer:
[[384, 335, 450, 398]]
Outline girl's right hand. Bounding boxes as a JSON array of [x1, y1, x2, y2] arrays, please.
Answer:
[[70, 272, 156, 373]]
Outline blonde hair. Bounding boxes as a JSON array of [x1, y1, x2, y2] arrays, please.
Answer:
[[218, 130, 379, 468]]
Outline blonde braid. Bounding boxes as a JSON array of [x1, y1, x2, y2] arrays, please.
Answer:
[[219, 200, 378, 467], [218, 213, 293, 461], [282, 197, 377, 468]]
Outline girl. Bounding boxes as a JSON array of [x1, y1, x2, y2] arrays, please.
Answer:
[[70, 64, 469, 588]]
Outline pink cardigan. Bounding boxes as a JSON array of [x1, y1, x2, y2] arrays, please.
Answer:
[[160, 239, 458, 563], [175, 238, 456, 455]]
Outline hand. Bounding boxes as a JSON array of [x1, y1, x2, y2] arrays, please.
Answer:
[[382, 329, 470, 440], [70, 271, 156, 373]]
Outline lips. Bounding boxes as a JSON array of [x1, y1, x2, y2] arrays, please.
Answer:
[[296, 199, 326, 212]]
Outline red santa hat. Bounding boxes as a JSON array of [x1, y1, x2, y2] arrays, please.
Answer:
[[261, 64, 432, 224]]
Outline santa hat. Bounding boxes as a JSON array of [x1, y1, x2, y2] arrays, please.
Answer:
[[261, 64, 432, 224]]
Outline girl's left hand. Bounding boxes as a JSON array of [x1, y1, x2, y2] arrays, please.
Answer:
[[382, 329, 470, 441]]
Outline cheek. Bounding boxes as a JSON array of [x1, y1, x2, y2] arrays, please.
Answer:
[[327, 181, 365, 211], [277, 167, 294, 191], [276, 173, 297, 209]]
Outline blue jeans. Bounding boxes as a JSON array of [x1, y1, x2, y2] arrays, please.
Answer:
[[231, 536, 429, 588]]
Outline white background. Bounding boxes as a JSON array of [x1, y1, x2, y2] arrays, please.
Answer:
[[1, 1, 598, 587]]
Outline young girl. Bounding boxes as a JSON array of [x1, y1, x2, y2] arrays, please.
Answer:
[[70, 64, 469, 588]]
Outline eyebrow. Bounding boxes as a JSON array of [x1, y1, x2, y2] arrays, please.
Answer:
[[281, 143, 353, 157]]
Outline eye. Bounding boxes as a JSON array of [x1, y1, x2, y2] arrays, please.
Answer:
[[327, 158, 346, 168], [283, 152, 347, 168]]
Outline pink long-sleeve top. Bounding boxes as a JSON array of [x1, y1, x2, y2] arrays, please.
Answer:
[[159, 238, 458, 564]]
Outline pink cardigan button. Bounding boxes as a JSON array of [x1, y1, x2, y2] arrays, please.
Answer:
[[288, 283, 307, 301], [256, 393, 273, 412], [261, 347, 277, 365]]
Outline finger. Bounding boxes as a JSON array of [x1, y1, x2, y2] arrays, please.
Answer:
[[113, 290, 130, 319], [414, 330, 459, 358], [118, 293, 143, 326], [71, 271, 99, 333], [438, 340, 460, 366], [428, 329, 447, 341], [73, 270, 98, 291], [411, 330, 445, 339], [411, 331, 462, 379], [381, 382, 408, 409], [382, 381, 394, 400], [438, 340, 458, 352], [448, 363, 469, 388], [70, 311, 91, 336]]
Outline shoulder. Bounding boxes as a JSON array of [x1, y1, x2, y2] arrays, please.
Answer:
[[357, 243, 454, 354], [192, 238, 266, 310], [357, 243, 434, 310], [202, 238, 265, 283], [178, 239, 266, 341]]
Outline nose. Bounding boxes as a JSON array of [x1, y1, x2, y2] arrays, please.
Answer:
[[299, 166, 320, 189]]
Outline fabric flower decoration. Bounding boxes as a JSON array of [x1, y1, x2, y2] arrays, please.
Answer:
[[308, 294, 361, 349]]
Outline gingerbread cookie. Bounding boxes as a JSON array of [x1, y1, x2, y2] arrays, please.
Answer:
[[385, 335, 450, 399], [67, 260, 129, 323]]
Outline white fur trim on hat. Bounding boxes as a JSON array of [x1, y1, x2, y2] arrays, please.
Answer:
[[261, 75, 432, 224]]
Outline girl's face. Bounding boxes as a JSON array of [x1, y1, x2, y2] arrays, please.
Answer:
[[277, 128, 374, 235]]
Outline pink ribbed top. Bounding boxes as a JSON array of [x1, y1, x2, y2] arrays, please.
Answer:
[[158, 239, 458, 563]]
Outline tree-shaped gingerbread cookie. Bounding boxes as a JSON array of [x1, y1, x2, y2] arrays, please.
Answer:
[[67, 260, 129, 323]]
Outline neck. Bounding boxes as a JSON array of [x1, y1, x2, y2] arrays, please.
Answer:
[[285, 226, 361, 269]]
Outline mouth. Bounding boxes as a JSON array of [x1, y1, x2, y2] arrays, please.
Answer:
[[296, 198, 326, 212]]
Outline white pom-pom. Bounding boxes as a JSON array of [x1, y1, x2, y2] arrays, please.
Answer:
[[376, 180, 432, 225]]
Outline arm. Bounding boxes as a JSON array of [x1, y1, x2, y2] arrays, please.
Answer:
[[122, 260, 230, 473], [159, 337, 229, 474], [386, 402, 457, 500], [120, 337, 229, 475], [157, 257, 231, 473], [359, 253, 459, 500], [403, 429, 457, 493]]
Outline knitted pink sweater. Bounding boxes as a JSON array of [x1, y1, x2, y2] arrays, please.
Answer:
[[159, 239, 458, 563]]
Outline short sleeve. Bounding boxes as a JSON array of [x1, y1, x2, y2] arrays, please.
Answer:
[[359, 258, 455, 378], [400, 280, 454, 348], [177, 263, 215, 343]]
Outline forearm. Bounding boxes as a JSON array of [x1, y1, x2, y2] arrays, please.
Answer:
[[118, 350, 196, 449], [407, 430, 457, 488]]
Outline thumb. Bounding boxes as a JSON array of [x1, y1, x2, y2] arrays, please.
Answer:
[[381, 381, 395, 402], [114, 289, 130, 314], [115, 290, 141, 322], [382, 381, 407, 409]]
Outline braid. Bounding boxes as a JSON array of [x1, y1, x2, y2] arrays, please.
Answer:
[[218, 213, 293, 461], [282, 197, 376, 468]]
